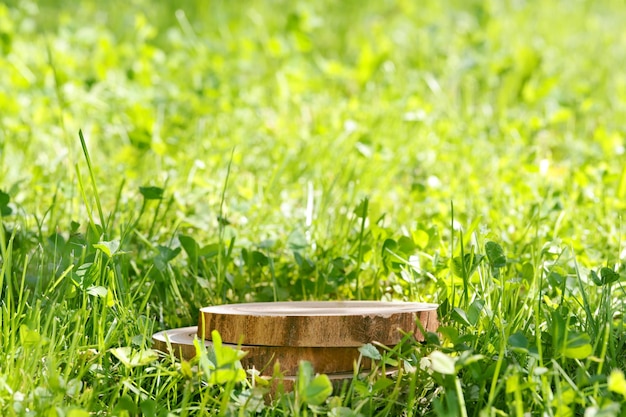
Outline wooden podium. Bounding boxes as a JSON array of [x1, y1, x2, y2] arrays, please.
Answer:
[[153, 301, 438, 382]]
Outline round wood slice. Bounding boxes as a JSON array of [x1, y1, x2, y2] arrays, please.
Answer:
[[152, 326, 372, 375], [198, 301, 438, 347]]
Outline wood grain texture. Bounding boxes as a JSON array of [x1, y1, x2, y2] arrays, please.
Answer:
[[152, 326, 372, 375], [198, 301, 438, 347]]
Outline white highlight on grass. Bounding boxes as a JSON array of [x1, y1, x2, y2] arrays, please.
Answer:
[[427, 175, 441, 188], [382, 60, 396, 73], [423, 72, 442, 95], [403, 110, 427, 122], [344, 119, 358, 134], [9, 55, 36, 84], [305, 181, 314, 228], [186, 159, 205, 186], [408, 254, 421, 272], [305, 181, 316, 250], [539, 158, 550, 175]]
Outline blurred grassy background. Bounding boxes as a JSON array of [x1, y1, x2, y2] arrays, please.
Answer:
[[1, 0, 625, 283]]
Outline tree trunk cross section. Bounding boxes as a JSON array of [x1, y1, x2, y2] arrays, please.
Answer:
[[197, 301, 438, 347], [153, 326, 372, 375]]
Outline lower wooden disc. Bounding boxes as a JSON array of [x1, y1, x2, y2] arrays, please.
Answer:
[[153, 327, 371, 376]]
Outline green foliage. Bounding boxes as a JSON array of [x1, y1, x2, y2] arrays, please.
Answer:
[[1, 0, 626, 415], [297, 361, 333, 407], [0, 190, 11, 216]]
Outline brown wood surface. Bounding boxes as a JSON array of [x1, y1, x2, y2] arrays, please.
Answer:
[[152, 326, 372, 375], [198, 301, 438, 347]]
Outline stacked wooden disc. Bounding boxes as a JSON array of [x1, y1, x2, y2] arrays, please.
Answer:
[[153, 301, 438, 383]]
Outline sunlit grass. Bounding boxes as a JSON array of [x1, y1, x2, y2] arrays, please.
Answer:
[[1, 0, 626, 415]]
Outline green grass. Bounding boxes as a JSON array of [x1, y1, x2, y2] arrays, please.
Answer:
[[1, 0, 626, 415]]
